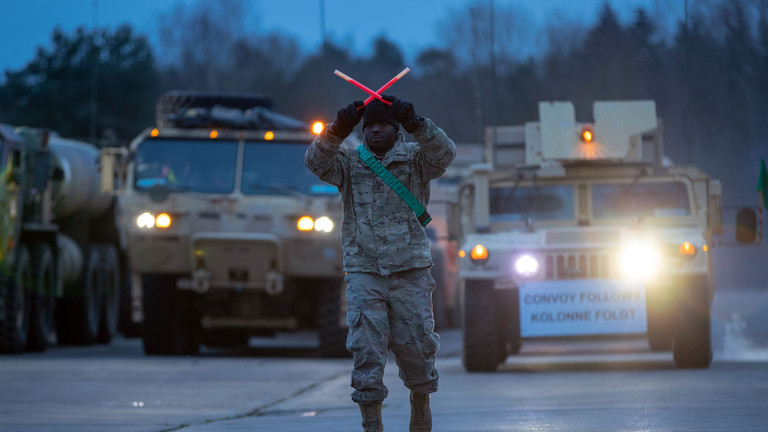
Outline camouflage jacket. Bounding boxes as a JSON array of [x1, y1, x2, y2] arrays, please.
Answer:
[[305, 118, 456, 275]]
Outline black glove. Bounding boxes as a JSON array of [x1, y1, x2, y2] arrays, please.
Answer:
[[327, 101, 364, 139], [383, 95, 422, 133]]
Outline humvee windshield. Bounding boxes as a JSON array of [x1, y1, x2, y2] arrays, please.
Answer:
[[134, 138, 339, 197], [490, 185, 575, 222], [134, 139, 237, 194], [592, 181, 691, 218], [241, 141, 338, 196]]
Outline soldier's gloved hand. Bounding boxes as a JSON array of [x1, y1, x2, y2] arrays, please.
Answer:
[[327, 101, 364, 139], [383, 95, 422, 133]]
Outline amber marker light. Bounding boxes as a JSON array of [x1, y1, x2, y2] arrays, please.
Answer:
[[703, 245, 709, 252], [580, 126, 594, 143], [264, 131, 275, 140], [150, 128, 160, 137], [458, 250, 466, 258], [312, 121, 324, 134], [679, 241, 696, 256], [155, 213, 172, 228], [209, 130, 219, 139], [470, 244, 489, 261], [297, 216, 314, 231]]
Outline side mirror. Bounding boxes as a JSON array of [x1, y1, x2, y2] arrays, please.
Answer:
[[735, 208, 758, 243], [100, 147, 126, 194]]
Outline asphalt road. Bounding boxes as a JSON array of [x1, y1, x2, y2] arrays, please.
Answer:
[[2, 289, 768, 432]]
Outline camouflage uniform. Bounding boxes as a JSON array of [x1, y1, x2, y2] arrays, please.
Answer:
[[305, 118, 455, 404]]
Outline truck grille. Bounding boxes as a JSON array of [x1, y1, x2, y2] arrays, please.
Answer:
[[544, 252, 617, 279]]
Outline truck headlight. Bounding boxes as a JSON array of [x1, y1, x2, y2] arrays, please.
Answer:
[[297, 216, 314, 231], [470, 244, 489, 262], [297, 216, 335, 233], [618, 243, 660, 280], [136, 212, 172, 229], [137, 212, 155, 229], [514, 254, 539, 277], [314, 216, 334, 233], [155, 213, 172, 228]]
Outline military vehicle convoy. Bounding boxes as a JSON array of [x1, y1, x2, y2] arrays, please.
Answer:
[[0, 125, 124, 353], [448, 101, 722, 371], [100, 92, 351, 356]]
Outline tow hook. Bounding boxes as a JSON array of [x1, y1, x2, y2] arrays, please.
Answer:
[[192, 268, 211, 293], [265, 271, 284, 296]]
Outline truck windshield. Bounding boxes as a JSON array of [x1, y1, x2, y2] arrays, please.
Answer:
[[490, 185, 575, 221], [241, 141, 338, 196], [134, 139, 237, 194], [592, 181, 691, 218]]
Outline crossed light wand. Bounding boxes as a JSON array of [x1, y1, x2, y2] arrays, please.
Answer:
[[334, 67, 410, 110]]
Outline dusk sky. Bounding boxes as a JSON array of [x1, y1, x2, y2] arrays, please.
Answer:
[[2, 0, 684, 73]]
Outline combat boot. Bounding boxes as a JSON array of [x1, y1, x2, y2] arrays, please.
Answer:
[[358, 401, 383, 432], [409, 392, 432, 432]]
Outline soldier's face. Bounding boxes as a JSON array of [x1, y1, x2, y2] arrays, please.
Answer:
[[364, 122, 397, 155]]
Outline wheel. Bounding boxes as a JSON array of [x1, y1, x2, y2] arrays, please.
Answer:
[[0, 246, 32, 353], [317, 279, 351, 358], [118, 266, 141, 338], [497, 288, 521, 357], [26, 243, 56, 352], [56, 245, 103, 345], [462, 280, 502, 372], [156, 91, 273, 128], [142, 274, 200, 355], [673, 285, 712, 369], [96, 245, 120, 344], [647, 283, 674, 352]]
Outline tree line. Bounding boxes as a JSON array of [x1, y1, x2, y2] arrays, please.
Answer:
[[0, 0, 765, 204]]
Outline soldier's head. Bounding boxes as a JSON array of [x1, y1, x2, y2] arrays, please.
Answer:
[[363, 100, 398, 156]]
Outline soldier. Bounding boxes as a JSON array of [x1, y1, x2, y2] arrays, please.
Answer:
[[305, 96, 455, 432]]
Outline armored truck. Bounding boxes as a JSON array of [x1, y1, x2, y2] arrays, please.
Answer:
[[0, 125, 124, 353], [100, 92, 351, 356], [448, 101, 722, 371]]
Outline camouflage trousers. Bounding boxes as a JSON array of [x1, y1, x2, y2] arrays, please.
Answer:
[[345, 268, 440, 404]]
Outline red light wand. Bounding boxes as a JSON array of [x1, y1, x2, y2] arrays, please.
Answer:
[[333, 68, 411, 110], [361, 67, 410, 107]]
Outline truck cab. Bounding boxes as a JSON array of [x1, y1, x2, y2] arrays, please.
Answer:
[[101, 92, 353, 356], [449, 101, 722, 371]]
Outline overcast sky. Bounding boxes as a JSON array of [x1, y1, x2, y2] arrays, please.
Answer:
[[1, 0, 684, 73]]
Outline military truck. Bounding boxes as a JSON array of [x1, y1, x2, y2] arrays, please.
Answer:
[[448, 101, 722, 371], [100, 91, 351, 356], [0, 125, 124, 353]]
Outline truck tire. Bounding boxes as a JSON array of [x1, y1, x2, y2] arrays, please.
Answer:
[[673, 285, 712, 369], [463, 280, 502, 372], [142, 274, 200, 355], [317, 279, 350, 358], [118, 268, 141, 338], [498, 288, 521, 357], [0, 246, 32, 353], [26, 243, 56, 352], [56, 246, 103, 345], [156, 91, 273, 128], [96, 245, 120, 343]]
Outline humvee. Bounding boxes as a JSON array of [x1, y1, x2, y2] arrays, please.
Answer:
[[101, 92, 353, 356], [448, 101, 722, 371]]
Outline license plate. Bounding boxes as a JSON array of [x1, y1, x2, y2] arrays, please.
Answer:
[[518, 279, 648, 338]]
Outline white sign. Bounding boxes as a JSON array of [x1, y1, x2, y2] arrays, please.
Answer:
[[519, 279, 647, 338]]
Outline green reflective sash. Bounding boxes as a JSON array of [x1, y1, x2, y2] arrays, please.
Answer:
[[357, 145, 431, 227]]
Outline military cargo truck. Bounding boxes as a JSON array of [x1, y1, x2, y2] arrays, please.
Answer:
[[100, 91, 352, 356], [448, 101, 722, 371], [0, 125, 124, 353]]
